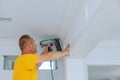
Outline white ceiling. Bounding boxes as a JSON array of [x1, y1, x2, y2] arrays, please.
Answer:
[[1, 0, 119, 59], [0, 0, 83, 39]]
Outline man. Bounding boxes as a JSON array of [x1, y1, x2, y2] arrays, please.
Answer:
[[12, 35, 69, 80]]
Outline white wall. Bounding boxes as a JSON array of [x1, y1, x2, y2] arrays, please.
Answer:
[[0, 37, 20, 80], [85, 40, 120, 80], [64, 58, 88, 80]]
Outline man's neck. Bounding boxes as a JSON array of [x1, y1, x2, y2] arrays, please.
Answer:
[[22, 50, 33, 55]]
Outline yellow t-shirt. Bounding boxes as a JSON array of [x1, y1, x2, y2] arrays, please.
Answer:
[[12, 54, 39, 80]]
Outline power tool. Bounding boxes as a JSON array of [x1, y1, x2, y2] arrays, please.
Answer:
[[40, 38, 62, 51]]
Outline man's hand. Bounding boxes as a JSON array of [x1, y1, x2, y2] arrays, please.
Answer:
[[63, 44, 70, 56], [42, 45, 53, 54]]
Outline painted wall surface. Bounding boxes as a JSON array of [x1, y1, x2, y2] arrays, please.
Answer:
[[65, 59, 88, 80]]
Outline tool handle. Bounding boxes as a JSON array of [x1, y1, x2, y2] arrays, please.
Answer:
[[48, 44, 53, 52]]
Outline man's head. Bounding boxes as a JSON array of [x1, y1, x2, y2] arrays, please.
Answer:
[[19, 35, 37, 54]]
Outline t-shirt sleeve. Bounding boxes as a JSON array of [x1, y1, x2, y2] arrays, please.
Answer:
[[26, 54, 39, 70]]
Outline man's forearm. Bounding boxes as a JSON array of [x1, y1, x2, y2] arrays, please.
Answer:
[[41, 46, 49, 55], [37, 44, 69, 63], [48, 51, 68, 60]]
